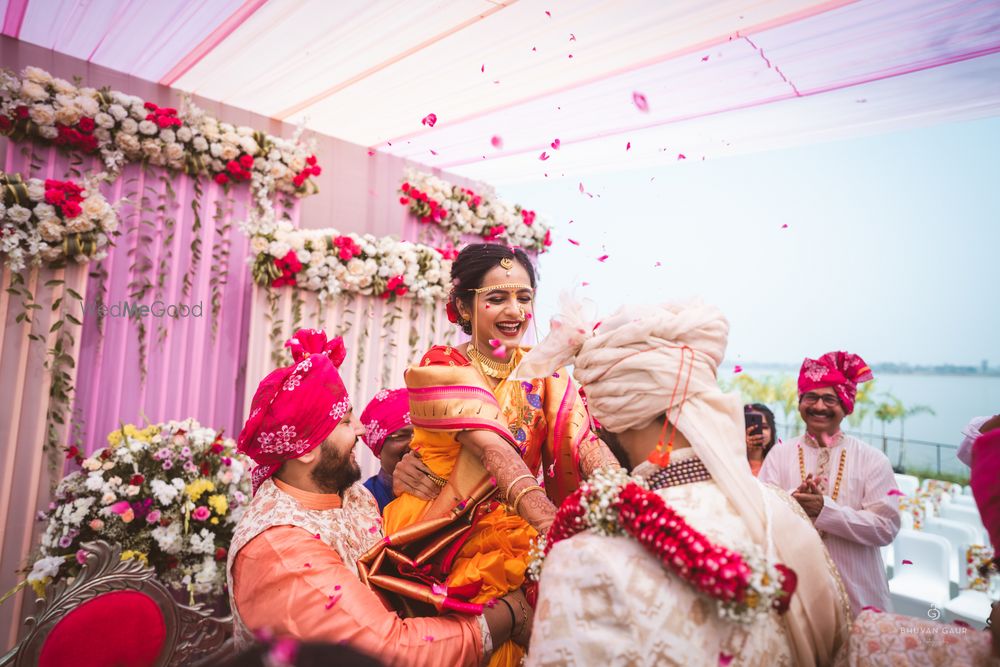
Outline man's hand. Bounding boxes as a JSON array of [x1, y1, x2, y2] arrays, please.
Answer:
[[980, 413, 1000, 434], [504, 587, 535, 649], [391, 450, 441, 500], [793, 491, 825, 518]]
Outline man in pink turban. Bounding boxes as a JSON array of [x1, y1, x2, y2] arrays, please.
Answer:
[[760, 350, 901, 616], [227, 329, 525, 666], [360, 388, 412, 512]]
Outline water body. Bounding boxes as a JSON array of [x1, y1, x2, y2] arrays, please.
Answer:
[[737, 370, 1000, 478]]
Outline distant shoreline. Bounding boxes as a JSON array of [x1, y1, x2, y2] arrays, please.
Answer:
[[725, 363, 1000, 378]]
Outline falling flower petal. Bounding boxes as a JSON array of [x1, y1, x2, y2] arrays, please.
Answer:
[[626, 141, 631, 151], [578, 182, 585, 193], [304, 563, 312, 568], [953, 620, 972, 628], [568, 239, 580, 246], [654, 261, 662, 267], [313, 533, 321, 539], [421, 113, 437, 127], [424, 636, 435, 642], [861, 605, 884, 613], [677, 153, 686, 160], [781, 223, 789, 229], [719, 653, 734, 666], [531, 46, 537, 52], [632, 91, 649, 112], [547, 462, 556, 477], [581, 282, 589, 286], [545, 10, 551, 17], [539, 151, 550, 161], [902, 559, 913, 565], [488, 338, 501, 348], [569, 33, 576, 41], [429, 149, 438, 155], [325, 594, 341, 610], [367, 150, 375, 157], [597, 255, 609, 262], [492, 345, 508, 359], [481, 64, 485, 72], [432, 583, 448, 596], [368, 524, 379, 533], [887, 489, 905, 496], [526, 313, 533, 320], [733, 365, 743, 374], [490, 135, 503, 149], [568, 54, 573, 59], [702, 55, 710, 62], [551, 138, 560, 150]]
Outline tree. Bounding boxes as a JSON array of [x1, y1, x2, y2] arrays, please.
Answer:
[[873, 394, 904, 454]]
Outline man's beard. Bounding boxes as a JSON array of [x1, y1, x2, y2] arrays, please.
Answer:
[[310, 440, 362, 494]]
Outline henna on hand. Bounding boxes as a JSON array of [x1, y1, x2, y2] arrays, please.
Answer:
[[579, 435, 621, 477]]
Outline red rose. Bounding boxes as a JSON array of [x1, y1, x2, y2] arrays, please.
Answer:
[[45, 189, 66, 205], [65, 445, 80, 460], [309, 165, 322, 176], [211, 442, 224, 454], [239, 154, 254, 169], [214, 173, 229, 185], [306, 155, 317, 166], [281, 250, 302, 274], [62, 201, 82, 218], [226, 160, 240, 174], [395, 285, 408, 297], [155, 115, 172, 129], [145, 113, 157, 122], [0, 116, 11, 130], [543, 229, 552, 247], [292, 174, 304, 188], [144, 101, 158, 111], [161, 107, 177, 116], [78, 117, 95, 132], [398, 196, 409, 205], [215, 547, 228, 561], [401, 182, 410, 192], [130, 474, 144, 486], [200, 461, 211, 476], [15, 105, 29, 119]]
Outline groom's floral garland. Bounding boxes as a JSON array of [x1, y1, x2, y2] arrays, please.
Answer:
[[0, 66, 321, 197], [527, 467, 797, 624], [1, 170, 119, 271], [399, 169, 551, 253]]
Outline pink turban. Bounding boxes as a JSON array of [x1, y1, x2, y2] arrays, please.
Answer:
[[237, 329, 350, 494], [797, 351, 873, 415], [971, 428, 1000, 549], [360, 388, 411, 456]]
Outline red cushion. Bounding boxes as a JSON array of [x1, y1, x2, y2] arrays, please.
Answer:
[[39, 590, 167, 667]]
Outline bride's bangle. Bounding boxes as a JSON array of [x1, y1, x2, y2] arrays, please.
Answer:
[[511, 485, 545, 515], [503, 474, 536, 503]]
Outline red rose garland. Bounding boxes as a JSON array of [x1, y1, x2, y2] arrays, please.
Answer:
[[529, 467, 797, 622]]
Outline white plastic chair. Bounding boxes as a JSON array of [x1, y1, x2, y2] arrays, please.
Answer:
[[939, 504, 988, 545], [887, 529, 952, 618], [943, 548, 995, 630], [963, 485, 973, 496], [893, 474, 919, 497], [951, 495, 977, 507], [880, 543, 893, 578], [922, 517, 980, 592]]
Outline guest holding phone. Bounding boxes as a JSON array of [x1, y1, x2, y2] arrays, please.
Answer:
[[744, 403, 776, 477]]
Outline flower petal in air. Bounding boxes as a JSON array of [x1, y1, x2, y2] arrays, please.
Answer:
[[632, 92, 649, 112], [421, 113, 437, 127]]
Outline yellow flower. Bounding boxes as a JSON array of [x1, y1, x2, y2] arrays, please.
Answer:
[[210, 518, 219, 525], [120, 550, 148, 565], [185, 478, 216, 503], [207, 494, 228, 516], [30, 578, 48, 598], [106, 430, 123, 447]]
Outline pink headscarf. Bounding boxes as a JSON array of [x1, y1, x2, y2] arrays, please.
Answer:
[[237, 329, 350, 494], [797, 351, 873, 414], [971, 428, 1000, 549], [360, 388, 410, 456]]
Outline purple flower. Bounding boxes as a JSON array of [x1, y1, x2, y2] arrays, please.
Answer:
[[58, 535, 74, 548], [146, 509, 161, 524], [183, 461, 197, 473], [180, 446, 192, 458], [162, 460, 173, 470]]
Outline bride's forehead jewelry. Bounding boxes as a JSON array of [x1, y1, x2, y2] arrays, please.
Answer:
[[499, 257, 514, 276], [472, 283, 533, 294]]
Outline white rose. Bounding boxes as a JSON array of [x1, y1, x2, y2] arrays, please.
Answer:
[[76, 96, 99, 116], [54, 105, 81, 126], [239, 136, 259, 154], [219, 143, 239, 161], [66, 216, 94, 233], [25, 179, 45, 202], [100, 213, 118, 233], [268, 241, 290, 258], [7, 205, 31, 224], [347, 258, 365, 276], [176, 126, 193, 143], [289, 156, 306, 172], [82, 196, 109, 219], [93, 127, 111, 142], [108, 104, 127, 121], [138, 120, 157, 135], [269, 163, 288, 180], [250, 237, 269, 254], [165, 143, 184, 161], [192, 136, 208, 152], [19, 80, 47, 101], [288, 234, 305, 251], [158, 129, 176, 144], [39, 247, 62, 262], [33, 203, 55, 219], [23, 66, 53, 85], [141, 139, 161, 158], [115, 132, 140, 153], [51, 78, 76, 94], [28, 104, 56, 126]]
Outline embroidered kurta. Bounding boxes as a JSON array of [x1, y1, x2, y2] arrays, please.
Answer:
[[228, 478, 485, 666], [759, 433, 900, 616], [527, 449, 848, 666]]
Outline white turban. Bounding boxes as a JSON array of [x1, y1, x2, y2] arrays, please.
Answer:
[[516, 296, 848, 667]]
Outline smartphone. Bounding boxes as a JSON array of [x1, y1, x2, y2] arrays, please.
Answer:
[[745, 412, 764, 434]]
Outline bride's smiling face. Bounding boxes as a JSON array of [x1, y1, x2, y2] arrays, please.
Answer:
[[461, 262, 534, 351]]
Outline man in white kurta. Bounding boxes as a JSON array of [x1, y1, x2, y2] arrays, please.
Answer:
[[759, 351, 900, 616], [516, 302, 851, 667]]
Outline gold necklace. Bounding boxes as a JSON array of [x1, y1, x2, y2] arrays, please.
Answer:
[[798, 445, 847, 501], [467, 345, 518, 379]]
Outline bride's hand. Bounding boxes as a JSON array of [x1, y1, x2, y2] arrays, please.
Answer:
[[391, 450, 441, 500]]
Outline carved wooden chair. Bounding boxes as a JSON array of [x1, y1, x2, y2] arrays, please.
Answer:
[[0, 541, 232, 667]]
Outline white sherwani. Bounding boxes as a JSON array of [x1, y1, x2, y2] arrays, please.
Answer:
[[526, 450, 846, 667], [759, 433, 900, 616]]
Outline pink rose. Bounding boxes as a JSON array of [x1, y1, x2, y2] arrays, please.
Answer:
[[192, 506, 211, 521]]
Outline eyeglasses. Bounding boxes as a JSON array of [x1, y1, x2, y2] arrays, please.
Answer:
[[801, 393, 840, 407]]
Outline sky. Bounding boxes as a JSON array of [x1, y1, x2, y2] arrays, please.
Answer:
[[498, 116, 1000, 367]]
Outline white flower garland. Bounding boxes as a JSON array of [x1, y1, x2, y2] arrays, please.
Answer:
[[0, 65, 321, 198], [0, 170, 119, 271], [400, 168, 552, 253]]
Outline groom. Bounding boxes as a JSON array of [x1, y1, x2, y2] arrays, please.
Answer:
[[226, 329, 527, 666], [518, 302, 850, 667]]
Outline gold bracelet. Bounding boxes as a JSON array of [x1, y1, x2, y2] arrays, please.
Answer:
[[503, 474, 536, 503], [511, 485, 545, 515], [425, 470, 448, 487]]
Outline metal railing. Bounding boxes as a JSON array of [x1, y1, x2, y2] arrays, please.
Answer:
[[775, 424, 965, 479]]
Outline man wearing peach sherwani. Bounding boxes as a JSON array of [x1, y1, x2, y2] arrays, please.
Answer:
[[760, 351, 901, 617], [227, 329, 527, 667]]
